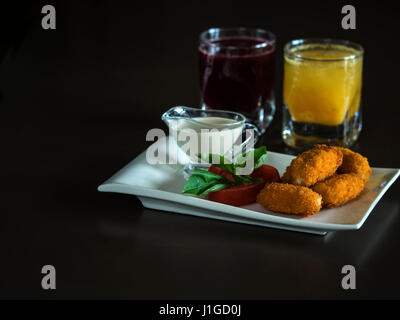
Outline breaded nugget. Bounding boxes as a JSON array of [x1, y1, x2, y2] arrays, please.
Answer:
[[335, 147, 371, 182], [282, 145, 343, 187], [312, 173, 366, 208], [256, 182, 322, 216]]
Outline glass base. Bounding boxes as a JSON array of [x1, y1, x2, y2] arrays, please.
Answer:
[[282, 104, 362, 150], [201, 97, 275, 135]]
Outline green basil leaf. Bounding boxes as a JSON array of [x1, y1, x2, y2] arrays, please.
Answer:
[[190, 169, 225, 182], [253, 146, 268, 169], [234, 161, 247, 168], [214, 162, 235, 175], [182, 169, 233, 195], [199, 183, 231, 196], [196, 153, 238, 177], [235, 175, 264, 184], [184, 146, 268, 196], [235, 146, 268, 172], [182, 175, 207, 194]]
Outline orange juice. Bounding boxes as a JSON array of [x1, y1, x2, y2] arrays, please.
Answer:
[[283, 43, 363, 126]]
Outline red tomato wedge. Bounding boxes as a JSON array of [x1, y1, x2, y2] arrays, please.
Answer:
[[208, 182, 265, 206], [208, 165, 234, 182], [208, 164, 281, 184], [207, 164, 281, 206], [250, 164, 281, 183]]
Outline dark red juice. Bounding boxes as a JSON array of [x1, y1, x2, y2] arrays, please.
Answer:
[[199, 37, 276, 114]]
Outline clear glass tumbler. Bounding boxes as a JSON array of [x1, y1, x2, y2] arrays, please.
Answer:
[[198, 27, 276, 134], [282, 38, 364, 149]]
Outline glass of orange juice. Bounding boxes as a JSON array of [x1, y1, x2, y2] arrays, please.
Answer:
[[282, 38, 364, 149]]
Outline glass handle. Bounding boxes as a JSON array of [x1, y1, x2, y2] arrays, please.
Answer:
[[227, 122, 260, 159], [243, 122, 260, 146]]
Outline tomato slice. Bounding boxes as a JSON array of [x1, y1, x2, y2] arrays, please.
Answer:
[[208, 165, 234, 182], [207, 164, 281, 206], [209, 164, 280, 184], [208, 182, 265, 206], [251, 164, 281, 183]]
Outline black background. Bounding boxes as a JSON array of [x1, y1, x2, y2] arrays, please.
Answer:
[[1, 0, 400, 300]]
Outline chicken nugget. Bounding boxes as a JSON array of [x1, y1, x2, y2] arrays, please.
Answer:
[[335, 147, 371, 182], [312, 173, 366, 208], [282, 145, 343, 187], [256, 182, 322, 216]]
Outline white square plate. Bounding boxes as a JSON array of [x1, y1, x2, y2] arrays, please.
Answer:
[[98, 137, 400, 235]]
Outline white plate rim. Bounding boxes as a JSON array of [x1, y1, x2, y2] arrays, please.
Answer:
[[98, 150, 400, 233], [98, 168, 400, 231]]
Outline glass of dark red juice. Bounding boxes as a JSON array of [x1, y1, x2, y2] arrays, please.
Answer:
[[198, 27, 276, 134]]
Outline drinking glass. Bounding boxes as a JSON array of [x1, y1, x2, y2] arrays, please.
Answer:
[[198, 27, 276, 134], [282, 38, 364, 149]]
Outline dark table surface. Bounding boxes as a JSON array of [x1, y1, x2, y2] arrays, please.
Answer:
[[1, 1, 400, 299]]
